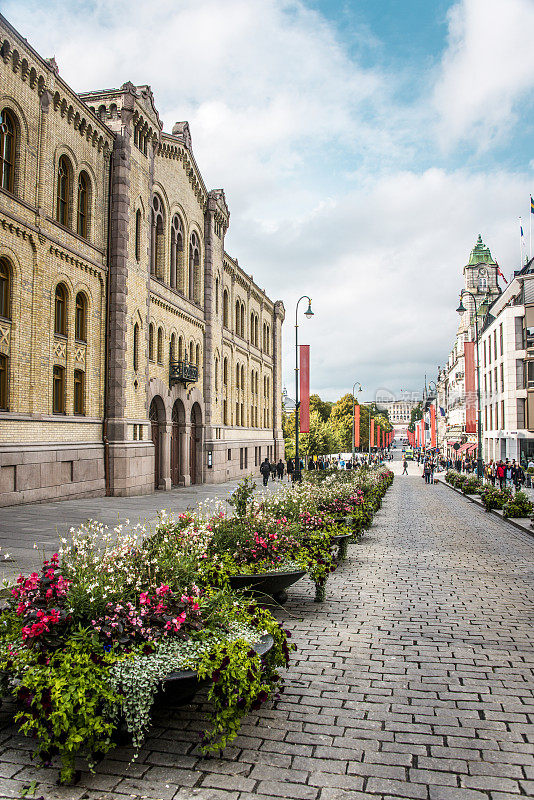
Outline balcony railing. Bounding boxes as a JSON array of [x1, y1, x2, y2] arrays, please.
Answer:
[[170, 360, 199, 386]]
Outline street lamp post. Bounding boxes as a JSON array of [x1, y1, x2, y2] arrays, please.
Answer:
[[352, 381, 363, 465], [294, 296, 314, 482], [456, 290, 483, 478]]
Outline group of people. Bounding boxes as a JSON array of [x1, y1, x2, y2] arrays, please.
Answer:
[[403, 449, 531, 494], [483, 459, 525, 491], [259, 450, 392, 486]]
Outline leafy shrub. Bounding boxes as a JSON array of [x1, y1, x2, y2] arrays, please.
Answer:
[[462, 476, 483, 495], [502, 490, 533, 518], [480, 485, 512, 510]]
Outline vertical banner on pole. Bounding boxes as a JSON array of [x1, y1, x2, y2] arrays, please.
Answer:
[[464, 341, 476, 434], [370, 418, 375, 448], [354, 405, 360, 448], [430, 404, 437, 448], [299, 345, 310, 433]]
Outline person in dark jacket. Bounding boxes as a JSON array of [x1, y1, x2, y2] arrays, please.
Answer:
[[260, 458, 270, 486], [276, 459, 284, 480], [270, 461, 276, 481], [308, 458, 315, 470], [286, 458, 294, 482]]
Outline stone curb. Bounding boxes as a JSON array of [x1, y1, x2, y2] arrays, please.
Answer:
[[435, 475, 534, 539]]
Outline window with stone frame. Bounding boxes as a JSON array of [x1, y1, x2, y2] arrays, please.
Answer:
[[53, 365, 66, 414], [133, 323, 140, 371], [0, 108, 17, 194], [148, 323, 155, 361], [157, 327, 163, 364], [189, 231, 201, 303], [150, 195, 165, 280], [75, 292, 87, 342], [54, 284, 68, 336], [77, 171, 90, 239], [135, 209, 142, 262], [170, 214, 184, 291], [0, 353, 8, 410], [223, 290, 229, 327], [0, 258, 11, 320], [56, 155, 73, 228], [74, 369, 85, 415]]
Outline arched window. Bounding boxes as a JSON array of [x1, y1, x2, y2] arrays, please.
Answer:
[[53, 365, 65, 414], [235, 300, 240, 335], [262, 322, 266, 351], [241, 365, 245, 392], [133, 323, 139, 371], [54, 284, 68, 336], [74, 369, 85, 415], [266, 325, 270, 355], [236, 364, 240, 389], [189, 231, 200, 303], [223, 357, 228, 385], [0, 258, 11, 320], [135, 209, 142, 262], [215, 278, 219, 314], [157, 327, 163, 364], [241, 304, 245, 339], [170, 214, 183, 290], [148, 323, 155, 361], [0, 353, 8, 410], [56, 155, 72, 227], [150, 195, 165, 279], [215, 358, 219, 391], [223, 290, 229, 327], [0, 108, 16, 193], [77, 172, 90, 238], [189, 340, 194, 363], [170, 333, 176, 363], [223, 399, 228, 425], [250, 312, 254, 343], [75, 292, 87, 341], [196, 343, 200, 367], [178, 336, 184, 362]]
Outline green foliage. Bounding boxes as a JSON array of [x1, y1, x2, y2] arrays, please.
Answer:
[[408, 402, 423, 432], [502, 490, 533, 518], [8, 636, 120, 784], [462, 475, 483, 495], [227, 475, 256, 518], [480, 485, 512, 510]]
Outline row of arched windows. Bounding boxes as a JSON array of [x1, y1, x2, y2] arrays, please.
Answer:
[[235, 300, 246, 338], [146, 195, 202, 304], [52, 366, 85, 415], [56, 155, 92, 239], [219, 287, 270, 352], [54, 284, 88, 341], [135, 323, 202, 372]]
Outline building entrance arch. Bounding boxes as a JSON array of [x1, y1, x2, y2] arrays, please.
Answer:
[[149, 396, 165, 489], [171, 399, 185, 486], [190, 402, 202, 485]]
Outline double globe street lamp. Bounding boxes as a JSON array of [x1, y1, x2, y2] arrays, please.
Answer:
[[456, 290, 484, 478], [294, 296, 314, 482]]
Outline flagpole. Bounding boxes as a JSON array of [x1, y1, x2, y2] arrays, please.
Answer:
[[519, 216, 523, 267], [530, 197, 532, 261]]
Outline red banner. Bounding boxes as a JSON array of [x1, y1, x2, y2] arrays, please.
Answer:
[[299, 345, 310, 433], [370, 418, 375, 448], [464, 341, 476, 434], [354, 405, 360, 448], [430, 404, 437, 448]]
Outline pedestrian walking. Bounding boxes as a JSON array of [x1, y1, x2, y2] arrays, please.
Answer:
[[496, 460, 505, 490], [270, 461, 276, 481], [286, 458, 294, 482], [260, 458, 270, 487], [276, 459, 284, 480], [402, 458, 408, 475]]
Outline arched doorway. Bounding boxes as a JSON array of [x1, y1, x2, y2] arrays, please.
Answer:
[[149, 397, 165, 489], [171, 399, 185, 486], [190, 403, 202, 485]]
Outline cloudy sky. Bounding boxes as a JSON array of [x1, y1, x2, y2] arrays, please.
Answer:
[[6, 0, 534, 401]]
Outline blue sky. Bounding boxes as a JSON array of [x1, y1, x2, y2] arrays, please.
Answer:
[[4, 0, 534, 401]]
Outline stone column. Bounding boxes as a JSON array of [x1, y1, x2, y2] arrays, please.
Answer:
[[181, 423, 191, 486], [161, 422, 172, 490]]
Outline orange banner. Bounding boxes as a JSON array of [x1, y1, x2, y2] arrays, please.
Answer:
[[299, 345, 310, 433], [464, 341, 476, 434], [370, 418, 375, 448], [354, 405, 360, 448]]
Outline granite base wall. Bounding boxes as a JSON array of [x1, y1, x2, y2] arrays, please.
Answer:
[[107, 441, 154, 497], [0, 444, 106, 507]]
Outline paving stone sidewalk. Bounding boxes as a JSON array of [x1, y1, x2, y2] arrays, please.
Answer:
[[0, 465, 533, 799]]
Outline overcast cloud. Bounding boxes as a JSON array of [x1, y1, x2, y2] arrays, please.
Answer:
[[5, 0, 534, 401]]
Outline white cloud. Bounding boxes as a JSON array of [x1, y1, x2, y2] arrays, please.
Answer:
[[4, 0, 533, 400], [434, 0, 534, 150]]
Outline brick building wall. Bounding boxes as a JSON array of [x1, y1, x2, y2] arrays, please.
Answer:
[[0, 13, 284, 505]]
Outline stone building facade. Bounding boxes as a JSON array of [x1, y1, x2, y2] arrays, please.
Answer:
[[0, 14, 284, 506]]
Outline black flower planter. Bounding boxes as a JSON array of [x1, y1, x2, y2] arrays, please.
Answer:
[[157, 633, 274, 708], [228, 569, 306, 605], [331, 532, 352, 560]]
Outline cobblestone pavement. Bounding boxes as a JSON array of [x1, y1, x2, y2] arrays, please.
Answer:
[[0, 462, 533, 799]]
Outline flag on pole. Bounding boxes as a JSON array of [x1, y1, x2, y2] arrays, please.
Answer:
[[495, 262, 508, 284], [299, 345, 310, 433], [531, 195, 534, 214]]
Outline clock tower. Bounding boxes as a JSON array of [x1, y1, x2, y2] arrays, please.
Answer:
[[458, 235, 501, 336]]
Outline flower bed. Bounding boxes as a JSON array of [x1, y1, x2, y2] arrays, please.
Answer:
[[0, 464, 394, 784]]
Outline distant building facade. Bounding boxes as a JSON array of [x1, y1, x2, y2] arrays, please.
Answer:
[[376, 398, 419, 437], [0, 14, 284, 506]]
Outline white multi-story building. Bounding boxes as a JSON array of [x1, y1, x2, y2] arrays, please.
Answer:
[[376, 397, 420, 438], [480, 264, 534, 465]]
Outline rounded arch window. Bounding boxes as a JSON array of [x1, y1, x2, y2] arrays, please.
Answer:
[[148, 323, 155, 361], [0, 108, 17, 193], [150, 194, 165, 279], [157, 327, 163, 364], [0, 257, 11, 320], [223, 357, 228, 385], [223, 289, 229, 327], [133, 323, 140, 371], [77, 171, 90, 239], [54, 283, 68, 336], [75, 292, 87, 341], [170, 214, 184, 290], [195, 343, 200, 366], [135, 209, 142, 262], [170, 332, 176, 363], [56, 155, 73, 227], [189, 231, 201, 303]]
